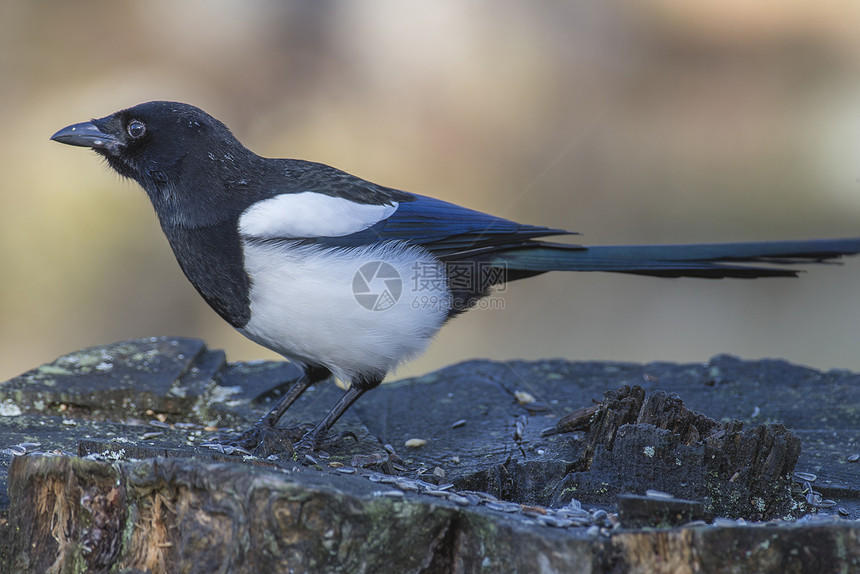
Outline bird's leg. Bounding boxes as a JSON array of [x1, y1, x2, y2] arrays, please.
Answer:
[[259, 365, 331, 428], [216, 365, 331, 452], [294, 384, 368, 453]]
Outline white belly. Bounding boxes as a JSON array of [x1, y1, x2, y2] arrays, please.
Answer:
[[238, 240, 450, 383]]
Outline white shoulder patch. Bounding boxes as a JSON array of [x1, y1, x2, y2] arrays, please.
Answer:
[[239, 192, 398, 239]]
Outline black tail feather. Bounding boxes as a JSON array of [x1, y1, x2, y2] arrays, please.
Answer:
[[491, 237, 860, 279]]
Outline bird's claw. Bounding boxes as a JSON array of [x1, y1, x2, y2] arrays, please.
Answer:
[[293, 429, 359, 454], [209, 422, 313, 457], [206, 423, 358, 458]]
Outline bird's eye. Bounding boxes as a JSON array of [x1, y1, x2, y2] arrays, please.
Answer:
[[127, 120, 146, 139]]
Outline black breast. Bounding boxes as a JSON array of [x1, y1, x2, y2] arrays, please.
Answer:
[[162, 221, 251, 328]]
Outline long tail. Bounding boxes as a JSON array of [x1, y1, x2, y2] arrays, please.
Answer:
[[493, 238, 860, 278]]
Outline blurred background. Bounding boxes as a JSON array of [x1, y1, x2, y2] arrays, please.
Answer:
[[2, 1, 860, 384]]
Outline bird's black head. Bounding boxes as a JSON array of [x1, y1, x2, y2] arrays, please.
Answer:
[[52, 101, 260, 227]]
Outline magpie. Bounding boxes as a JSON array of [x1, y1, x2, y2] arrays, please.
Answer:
[[51, 101, 860, 453]]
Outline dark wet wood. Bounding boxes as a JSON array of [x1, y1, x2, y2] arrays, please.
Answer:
[[1, 338, 858, 572]]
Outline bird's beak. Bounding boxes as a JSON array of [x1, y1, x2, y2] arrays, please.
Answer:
[[50, 121, 118, 149]]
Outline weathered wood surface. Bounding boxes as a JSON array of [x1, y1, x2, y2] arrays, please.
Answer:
[[0, 337, 858, 573], [4, 455, 860, 574]]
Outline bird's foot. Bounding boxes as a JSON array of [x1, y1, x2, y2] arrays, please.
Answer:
[[293, 429, 359, 455], [206, 423, 358, 458], [207, 421, 312, 457]]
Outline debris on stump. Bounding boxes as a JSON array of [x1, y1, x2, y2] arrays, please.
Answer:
[[547, 385, 801, 520]]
